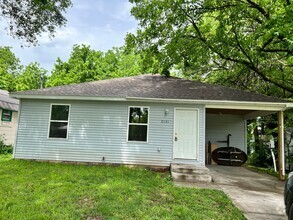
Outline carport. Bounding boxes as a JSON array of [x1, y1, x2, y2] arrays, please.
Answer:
[[205, 102, 291, 180]]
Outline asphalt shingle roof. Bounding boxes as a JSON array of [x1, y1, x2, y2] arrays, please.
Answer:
[[0, 89, 19, 111], [11, 74, 288, 103]]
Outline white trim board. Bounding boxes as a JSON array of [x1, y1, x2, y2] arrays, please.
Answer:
[[10, 94, 293, 111]]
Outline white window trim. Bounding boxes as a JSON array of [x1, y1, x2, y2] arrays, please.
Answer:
[[127, 106, 150, 143], [47, 103, 71, 140]]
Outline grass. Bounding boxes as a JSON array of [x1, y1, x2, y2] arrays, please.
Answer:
[[245, 165, 280, 178], [0, 155, 245, 220]]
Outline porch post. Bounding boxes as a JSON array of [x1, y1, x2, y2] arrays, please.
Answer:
[[278, 111, 285, 180]]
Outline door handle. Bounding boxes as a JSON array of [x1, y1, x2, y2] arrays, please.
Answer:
[[175, 137, 178, 141]]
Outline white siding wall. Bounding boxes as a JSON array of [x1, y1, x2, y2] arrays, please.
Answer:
[[14, 99, 205, 166], [206, 114, 247, 153], [0, 109, 18, 146]]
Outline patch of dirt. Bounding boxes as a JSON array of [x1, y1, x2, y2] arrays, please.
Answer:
[[85, 216, 103, 220], [78, 197, 95, 209]]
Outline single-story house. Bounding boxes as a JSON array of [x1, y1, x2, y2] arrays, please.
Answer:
[[0, 89, 19, 146], [11, 74, 293, 180]]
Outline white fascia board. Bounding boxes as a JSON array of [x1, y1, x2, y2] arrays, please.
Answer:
[[10, 94, 126, 102], [10, 94, 292, 111], [205, 103, 287, 111], [286, 103, 293, 108], [126, 97, 289, 111]]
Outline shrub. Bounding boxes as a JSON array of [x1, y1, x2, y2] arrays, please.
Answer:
[[0, 135, 13, 154]]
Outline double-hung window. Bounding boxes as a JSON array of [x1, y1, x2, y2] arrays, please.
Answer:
[[128, 107, 149, 142], [1, 109, 12, 122], [48, 104, 70, 139]]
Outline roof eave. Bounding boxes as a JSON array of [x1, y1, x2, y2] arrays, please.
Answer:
[[10, 94, 127, 102], [10, 94, 292, 111], [126, 97, 291, 111]]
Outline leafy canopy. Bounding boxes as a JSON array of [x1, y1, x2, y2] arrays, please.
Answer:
[[127, 0, 293, 97], [46, 44, 147, 87], [0, 46, 21, 91], [15, 62, 47, 91], [0, 46, 47, 92], [0, 0, 72, 45]]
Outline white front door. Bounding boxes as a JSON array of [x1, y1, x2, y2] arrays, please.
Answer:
[[173, 109, 198, 159]]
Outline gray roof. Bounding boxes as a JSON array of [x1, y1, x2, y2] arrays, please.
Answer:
[[0, 90, 19, 111], [11, 74, 288, 103]]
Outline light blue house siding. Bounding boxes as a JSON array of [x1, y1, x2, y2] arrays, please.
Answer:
[[14, 99, 206, 167], [205, 114, 247, 153]]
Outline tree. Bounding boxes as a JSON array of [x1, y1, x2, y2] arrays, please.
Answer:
[[0, 0, 72, 45], [15, 62, 47, 91], [46, 45, 148, 87], [104, 47, 147, 79], [46, 44, 105, 87], [0, 46, 21, 91], [127, 0, 293, 97]]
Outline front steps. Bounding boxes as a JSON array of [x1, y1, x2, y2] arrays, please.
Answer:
[[171, 164, 212, 183]]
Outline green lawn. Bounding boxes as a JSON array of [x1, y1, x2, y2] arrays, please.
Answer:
[[246, 165, 280, 178], [0, 155, 245, 219]]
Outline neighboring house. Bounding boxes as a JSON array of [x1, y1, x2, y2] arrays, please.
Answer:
[[0, 90, 19, 146], [10, 74, 293, 180]]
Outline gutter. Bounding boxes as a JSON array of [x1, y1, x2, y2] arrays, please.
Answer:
[[126, 97, 292, 111], [10, 94, 126, 102], [9, 94, 293, 111]]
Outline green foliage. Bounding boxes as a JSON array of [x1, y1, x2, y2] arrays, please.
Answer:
[[247, 145, 272, 168], [15, 62, 47, 91], [246, 165, 279, 178], [46, 45, 149, 87], [0, 47, 21, 92], [285, 110, 293, 172], [128, 0, 293, 96], [247, 112, 293, 172], [247, 117, 276, 168], [0, 157, 245, 219], [0, 0, 72, 45], [0, 46, 49, 92], [0, 135, 13, 155]]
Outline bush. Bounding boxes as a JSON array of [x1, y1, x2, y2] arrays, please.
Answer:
[[0, 135, 13, 154], [247, 143, 272, 168]]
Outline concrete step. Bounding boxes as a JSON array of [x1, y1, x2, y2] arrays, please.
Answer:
[[171, 164, 210, 175], [172, 172, 212, 183], [171, 164, 212, 183]]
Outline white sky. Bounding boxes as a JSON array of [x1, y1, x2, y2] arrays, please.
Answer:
[[0, 0, 137, 72]]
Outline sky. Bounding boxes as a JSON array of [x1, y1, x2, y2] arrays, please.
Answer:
[[0, 0, 138, 72]]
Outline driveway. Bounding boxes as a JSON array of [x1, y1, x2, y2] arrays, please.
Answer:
[[176, 165, 286, 220], [209, 165, 286, 220]]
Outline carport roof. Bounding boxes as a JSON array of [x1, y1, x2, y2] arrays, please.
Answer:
[[10, 74, 292, 109]]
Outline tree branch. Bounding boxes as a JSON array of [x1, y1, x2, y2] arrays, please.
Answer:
[[178, 3, 293, 93], [232, 26, 255, 66], [246, 0, 269, 18]]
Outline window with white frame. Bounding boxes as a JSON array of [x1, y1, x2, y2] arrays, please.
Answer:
[[128, 107, 149, 142], [48, 104, 70, 139]]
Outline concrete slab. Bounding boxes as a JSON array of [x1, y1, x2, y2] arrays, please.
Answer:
[[175, 165, 286, 220]]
